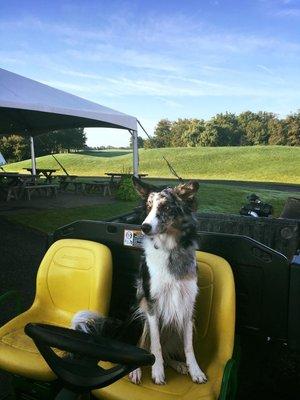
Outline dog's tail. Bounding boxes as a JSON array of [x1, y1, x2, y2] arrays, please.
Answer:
[[71, 310, 123, 338], [71, 310, 143, 346]]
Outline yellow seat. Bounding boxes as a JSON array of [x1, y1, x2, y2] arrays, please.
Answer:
[[0, 239, 112, 381], [93, 251, 235, 400]]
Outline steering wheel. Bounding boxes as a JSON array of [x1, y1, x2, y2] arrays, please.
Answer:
[[25, 323, 155, 399]]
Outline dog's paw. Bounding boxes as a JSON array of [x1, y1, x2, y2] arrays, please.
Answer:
[[129, 368, 142, 384], [152, 363, 165, 385], [168, 360, 189, 375], [188, 363, 207, 384]]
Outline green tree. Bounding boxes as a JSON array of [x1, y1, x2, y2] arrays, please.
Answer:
[[137, 111, 300, 150], [153, 119, 172, 147], [200, 113, 242, 146], [0, 135, 30, 162], [35, 127, 87, 155], [182, 119, 205, 147], [129, 135, 144, 148], [238, 111, 274, 145], [285, 112, 300, 146], [143, 138, 154, 149], [199, 122, 220, 146], [170, 119, 193, 147], [237, 111, 255, 145], [268, 118, 287, 145]]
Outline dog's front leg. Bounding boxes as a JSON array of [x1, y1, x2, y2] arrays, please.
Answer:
[[129, 323, 149, 384], [148, 313, 165, 384], [183, 319, 207, 383]]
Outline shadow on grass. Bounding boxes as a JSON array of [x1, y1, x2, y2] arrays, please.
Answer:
[[80, 150, 132, 158]]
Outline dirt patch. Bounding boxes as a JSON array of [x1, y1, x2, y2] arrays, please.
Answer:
[[0, 218, 47, 324]]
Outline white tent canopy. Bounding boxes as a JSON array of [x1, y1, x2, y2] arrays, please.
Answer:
[[0, 152, 6, 166], [0, 68, 139, 175]]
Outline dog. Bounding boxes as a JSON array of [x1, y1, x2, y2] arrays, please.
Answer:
[[128, 177, 207, 385], [71, 178, 207, 385]]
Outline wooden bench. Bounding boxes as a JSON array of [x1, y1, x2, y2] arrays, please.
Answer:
[[57, 178, 86, 193], [23, 184, 59, 200], [84, 181, 112, 196], [73, 181, 86, 193], [57, 175, 78, 191], [5, 186, 22, 201]]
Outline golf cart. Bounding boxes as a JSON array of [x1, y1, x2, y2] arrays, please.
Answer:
[[0, 206, 299, 400]]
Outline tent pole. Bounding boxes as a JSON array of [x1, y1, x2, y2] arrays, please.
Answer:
[[30, 136, 37, 176], [131, 130, 139, 177]]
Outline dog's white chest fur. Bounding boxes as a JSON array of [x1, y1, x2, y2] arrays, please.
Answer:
[[143, 236, 198, 329]]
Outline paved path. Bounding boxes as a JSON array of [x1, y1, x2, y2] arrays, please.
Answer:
[[146, 178, 300, 192]]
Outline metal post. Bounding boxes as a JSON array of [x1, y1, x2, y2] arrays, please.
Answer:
[[30, 136, 37, 176], [131, 130, 139, 177]]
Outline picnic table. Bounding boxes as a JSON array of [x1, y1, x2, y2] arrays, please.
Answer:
[[56, 175, 111, 196], [0, 172, 59, 201], [0, 172, 35, 185], [56, 175, 78, 191], [0, 173, 36, 201], [24, 168, 58, 183], [105, 172, 148, 183]]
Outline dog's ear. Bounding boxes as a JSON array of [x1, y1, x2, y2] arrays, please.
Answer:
[[132, 176, 157, 199], [174, 181, 199, 210]]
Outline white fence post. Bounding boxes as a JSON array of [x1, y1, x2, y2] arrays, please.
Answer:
[[30, 136, 37, 176], [131, 130, 139, 177]]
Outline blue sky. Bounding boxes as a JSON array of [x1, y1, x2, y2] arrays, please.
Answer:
[[1, 0, 300, 146]]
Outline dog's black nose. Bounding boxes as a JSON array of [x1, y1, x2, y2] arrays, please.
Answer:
[[141, 223, 152, 234]]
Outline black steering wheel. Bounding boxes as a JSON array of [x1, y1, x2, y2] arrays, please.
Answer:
[[25, 323, 155, 400]]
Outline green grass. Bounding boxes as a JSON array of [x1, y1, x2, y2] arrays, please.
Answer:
[[197, 184, 298, 215], [5, 184, 298, 233], [4, 147, 299, 233], [6, 202, 136, 233], [4, 146, 300, 183]]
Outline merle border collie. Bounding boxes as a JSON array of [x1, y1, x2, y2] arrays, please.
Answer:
[[72, 178, 207, 385]]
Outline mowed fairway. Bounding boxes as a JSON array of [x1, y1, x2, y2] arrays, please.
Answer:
[[5, 146, 300, 184]]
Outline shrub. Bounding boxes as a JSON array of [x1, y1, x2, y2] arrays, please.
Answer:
[[116, 176, 139, 201]]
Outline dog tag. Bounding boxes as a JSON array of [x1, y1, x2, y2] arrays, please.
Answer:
[[123, 229, 144, 248]]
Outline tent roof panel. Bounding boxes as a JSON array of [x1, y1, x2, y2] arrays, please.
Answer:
[[0, 68, 137, 134]]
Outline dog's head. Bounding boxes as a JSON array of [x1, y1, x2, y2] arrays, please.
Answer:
[[132, 177, 199, 237]]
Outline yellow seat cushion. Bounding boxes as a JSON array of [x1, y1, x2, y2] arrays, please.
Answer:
[[0, 239, 112, 381], [93, 251, 235, 400]]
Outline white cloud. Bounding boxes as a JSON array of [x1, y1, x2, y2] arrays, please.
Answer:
[[261, 0, 300, 17], [40, 80, 95, 93], [1, 11, 300, 115], [2, 13, 300, 67], [40, 72, 300, 100], [275, 7, 300, 16], [67, 46, 180, 73], [157, 97, 183, 108], [257, 64, 274, 74]]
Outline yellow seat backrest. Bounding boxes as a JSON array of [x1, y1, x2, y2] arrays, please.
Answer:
[[93, 251, 235, 400], [0, 238, 113, 381], [31, 238, 113, 322], [194, 251, 236, 374]]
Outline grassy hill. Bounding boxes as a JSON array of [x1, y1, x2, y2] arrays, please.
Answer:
[[4, 146, 300, 183]]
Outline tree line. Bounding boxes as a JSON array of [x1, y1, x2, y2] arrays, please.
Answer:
[[144, 111, 300, 148], [0, 128, 86, 162], [1, 111, 299, 163]]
